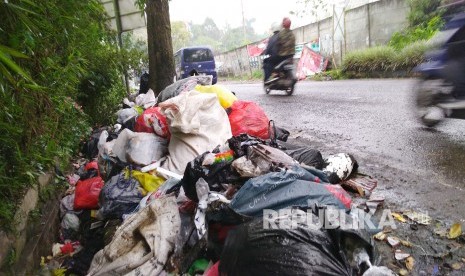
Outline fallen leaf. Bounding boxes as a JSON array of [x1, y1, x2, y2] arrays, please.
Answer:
[[400, 239, 413, 247], [374, 231, 387, 241], [448, 223, 462, 239], [395, 249, 410, 261], [387, 236, 400, 247], [403, 210, 432, 225], [451, 262, 462, 270], [399, 268, 409, 276], [392, 212, 406, 223], [405, 256, 415, 271]]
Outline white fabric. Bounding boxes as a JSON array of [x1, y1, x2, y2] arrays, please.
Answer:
[[87, 196, 180, 276], [159, 90, 232, 174]]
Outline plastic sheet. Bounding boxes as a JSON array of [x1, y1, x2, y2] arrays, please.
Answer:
[[230, 165, 351, 217]]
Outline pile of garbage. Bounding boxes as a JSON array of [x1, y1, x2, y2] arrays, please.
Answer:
[[41, 76, 395, 275]]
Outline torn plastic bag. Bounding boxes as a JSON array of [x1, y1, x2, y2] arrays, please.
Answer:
[[284, 147, 325, 169], [230, 165, 351, 217], [116, 107, 139, 125], [219, 215, 378, 276], [194, 84, 237, 109], [231, 156, 263, 178], [227, 134, 266, 158], [61, 213, 80, 232], [112, 128, 168, 166], [157, 75, 213, 104], [247, 144, 298, 173], [134, 89, 156, 109], [228, 100, 270, 139], [134, 106, 170, 138], [180, 151, 241, 202], [74, 176, 104, 210], [60, 194, 82, 218], [268, 120, 290, 144], [159, 90, 232, 174], [98, 171, 143, 219], [88, 196, 181, 276], [323, 153, 358, 184], [153, 178, 181, 198], [130, 169, 166, 193]]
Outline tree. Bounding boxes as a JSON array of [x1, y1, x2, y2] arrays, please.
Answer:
[[171, 21, 190, 52], [145, 0, 175, 95]]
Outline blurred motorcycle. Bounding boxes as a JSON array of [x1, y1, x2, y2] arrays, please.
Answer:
[[414, 12, 465, 127], [264, 57, 296, 96]]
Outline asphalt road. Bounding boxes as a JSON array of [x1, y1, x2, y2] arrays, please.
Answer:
[[222, 78, 465, 223]]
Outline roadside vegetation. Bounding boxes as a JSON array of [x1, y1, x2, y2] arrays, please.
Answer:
[[341, 0, 444, 78], [0, 0, 147, 230]]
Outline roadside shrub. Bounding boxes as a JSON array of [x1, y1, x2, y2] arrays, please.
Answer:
[[342, 39, 433, 77], [0, 0, 147, 229], [396, 40, 432, 70], [389, 15, 444, 50], [342, 46, 397, 73], [251, 69, 263, 80]]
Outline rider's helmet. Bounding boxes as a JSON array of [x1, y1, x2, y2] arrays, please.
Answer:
[[270, 22, 280, 34], [282, 17, 291, 29]]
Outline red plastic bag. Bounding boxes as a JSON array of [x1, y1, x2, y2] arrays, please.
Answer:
[[134, 107, 170, 139], [74, 176, 104, 210], [228, 100, 270, 139]]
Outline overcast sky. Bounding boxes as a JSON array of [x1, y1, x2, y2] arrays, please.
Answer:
[[169, 0, 305, 35], [168, 0, 372, 34]]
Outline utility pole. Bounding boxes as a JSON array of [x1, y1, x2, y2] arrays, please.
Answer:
[[240, 0, 247, 44]]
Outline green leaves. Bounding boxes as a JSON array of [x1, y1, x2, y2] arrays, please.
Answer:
[[0, 44, 34, 84]]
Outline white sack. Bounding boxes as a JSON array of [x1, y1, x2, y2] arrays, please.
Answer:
[[159, 90, 232, 174]]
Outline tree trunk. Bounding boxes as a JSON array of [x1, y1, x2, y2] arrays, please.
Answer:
[[146, 0, 175, 96]]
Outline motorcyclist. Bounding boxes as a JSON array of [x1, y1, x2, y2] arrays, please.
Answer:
[[264, 17, 296, 84], [263, 24, 280, 82]]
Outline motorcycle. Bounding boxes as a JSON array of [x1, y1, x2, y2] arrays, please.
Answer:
[[414, 12, 465, 127], [264, 57, 296, 96]]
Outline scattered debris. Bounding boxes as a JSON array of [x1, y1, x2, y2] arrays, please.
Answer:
[[403, 210, 432, 225], [387, 236, 400, 247], [448, 222, 462, 239], [395, 250, 411, 261], [392, 212, 407, 223], [405, 256, 415, 271]]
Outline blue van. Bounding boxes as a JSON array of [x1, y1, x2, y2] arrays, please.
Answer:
[[174, 46, 217, 84]]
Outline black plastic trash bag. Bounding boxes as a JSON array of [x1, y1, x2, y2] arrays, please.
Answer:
[[219, 216, 377, 276], [230, 165, 351, 217], [98, 171, 143, 219], [180, 151, 242, 202], [284, 147, 325, 169]]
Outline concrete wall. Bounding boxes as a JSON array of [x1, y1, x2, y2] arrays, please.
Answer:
[[345, 5, 370, 53], [216, 0, 409, 77], [369, 0, 409, 46]]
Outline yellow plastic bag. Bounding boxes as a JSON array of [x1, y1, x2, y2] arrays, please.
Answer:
[[125, 169, 165, 193], [194, 84, 237, 108]]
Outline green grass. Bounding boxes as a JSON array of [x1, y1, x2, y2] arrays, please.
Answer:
[[342, 40, 433, 78]]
